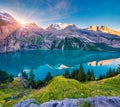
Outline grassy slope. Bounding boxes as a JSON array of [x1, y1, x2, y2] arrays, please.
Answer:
[[0, 78, 29, 106], [2, 75, 120, 107], [30, 75, 120, 103], [30, 76, 92, 102], [85, 74, 120, 96]]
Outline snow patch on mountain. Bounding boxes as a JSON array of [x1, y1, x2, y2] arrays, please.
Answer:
[[46, 23, 75, 30]]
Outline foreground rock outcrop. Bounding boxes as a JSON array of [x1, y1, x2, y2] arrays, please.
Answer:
[[14, 96, 120, 107]]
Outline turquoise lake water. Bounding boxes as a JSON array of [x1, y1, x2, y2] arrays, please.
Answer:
[[0, 50, 120, 79]]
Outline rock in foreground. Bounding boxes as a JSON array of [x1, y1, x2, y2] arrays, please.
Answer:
[[14, 96, 120, 107]]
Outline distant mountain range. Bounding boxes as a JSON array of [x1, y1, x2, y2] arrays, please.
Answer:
[[0, 12, 120, 53]]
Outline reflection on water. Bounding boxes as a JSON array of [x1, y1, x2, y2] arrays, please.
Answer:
[[88, 58, 120, 67], [85, 58, 120, 78], [0, 50, 120, 78]]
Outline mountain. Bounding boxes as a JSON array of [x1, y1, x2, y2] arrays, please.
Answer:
[[0, 12, 20, 39], [87, 25, 120, 36], [0, 12, 44, 53], [46, 23, 75, 30], [13, 23, 43, 37], [0, 12, 120, 53]]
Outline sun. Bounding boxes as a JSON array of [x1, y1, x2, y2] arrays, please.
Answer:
[[16, 17, 30, 25], [2, 10, 30, 25], [10, 13, 31, 25]]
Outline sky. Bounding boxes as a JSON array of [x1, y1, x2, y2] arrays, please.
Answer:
[[0, 0, 120, 30]]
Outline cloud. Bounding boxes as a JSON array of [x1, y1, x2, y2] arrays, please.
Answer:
[[33, 0, 77, 25], [55, 0, 68, 10], [46, 0, 72, 15], [0, 0, 75, 26]]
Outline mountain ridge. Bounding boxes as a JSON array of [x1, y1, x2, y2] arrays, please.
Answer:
[[0, 12, 120, 53], [87, 25, 120, 36]]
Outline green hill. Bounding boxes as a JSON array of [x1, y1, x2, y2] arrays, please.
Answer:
[[2, 75, 120, 107], [28, 75, 120, 103], [30, 76, 92, 103]]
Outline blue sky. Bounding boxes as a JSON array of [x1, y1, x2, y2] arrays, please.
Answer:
[[0, 0, 120, 30]]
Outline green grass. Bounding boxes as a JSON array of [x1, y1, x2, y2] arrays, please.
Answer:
[[79, 101, 94, 107], [86, 74, 120, 96], [1, 75, 120, 107], [0, 78, 29, 106], [30, 76, 92, 103]]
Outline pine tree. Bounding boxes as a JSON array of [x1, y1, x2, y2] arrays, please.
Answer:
[[91, 70, 95, 81], [106, 68, 115, 78], [64, 69, 70, 78], [117, 65, 120, 74], [0, 70, 14, 84], [45, 72, 52, 84], [78, 64, 86, 82], [99, 74, 103, 80], [86, 69, 91, 81], [106, 68, 111, 78], [75, 70, 79, 80], [71, 69, 75, 79], [28, 67, 35, 88], [112, 69, 115, 76], [21, 70, 28, 80], [36, 79, 45, 89]]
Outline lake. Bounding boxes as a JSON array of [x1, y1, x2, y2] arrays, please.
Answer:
[[0, 50, 120, 79]]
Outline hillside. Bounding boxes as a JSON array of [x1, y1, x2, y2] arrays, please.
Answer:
[[30, 76, 92, 102], [2, 75, 120, 107], [0, 78, 29, 106], [28, 75, 120, 103]]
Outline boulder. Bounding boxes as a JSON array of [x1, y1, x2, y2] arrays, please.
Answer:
[[14, 96, 120, 107]]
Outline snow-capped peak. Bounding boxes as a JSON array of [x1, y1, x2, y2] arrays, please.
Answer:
[[57, 23, 75, 29], [46, 23, 75, 30]]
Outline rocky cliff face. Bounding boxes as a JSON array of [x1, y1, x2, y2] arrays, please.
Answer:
[[0, 12, 20, 39], [0, 12, 120, 53], [14, 96, 120, 107], [88, 25, 120, 36]]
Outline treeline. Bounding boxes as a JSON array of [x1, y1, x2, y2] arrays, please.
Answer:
[[98, 65, 120, 80], [64, 64, 95, 82], [0, 70, 14, 85], [21, 68, 53, 89], [21, 64, 120, 89], [63, 64, 120, 82], [1, 64, 119, 88]]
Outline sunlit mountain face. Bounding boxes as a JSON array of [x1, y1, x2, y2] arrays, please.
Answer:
[[87, 26, 120, 36], [0, 12, 120, 53]]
